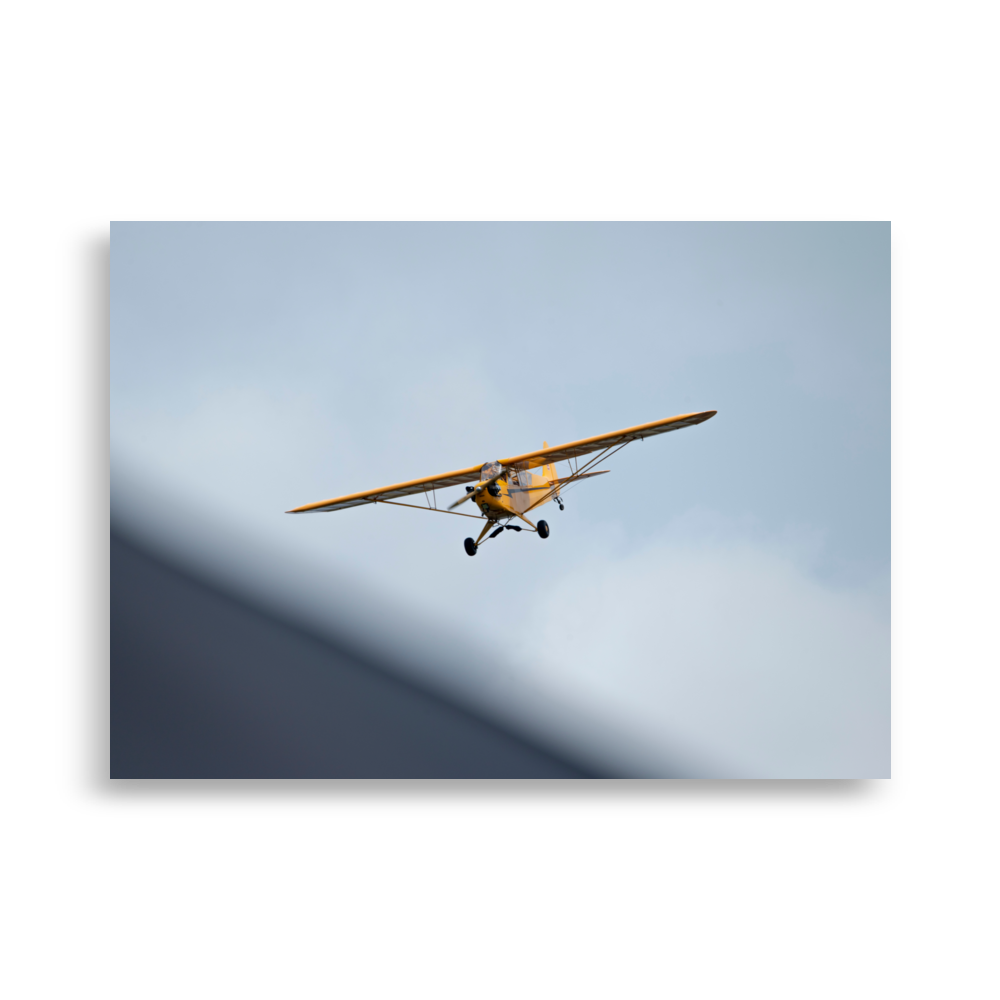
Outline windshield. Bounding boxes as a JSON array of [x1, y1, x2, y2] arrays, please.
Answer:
[[481, 461, 503, 481]]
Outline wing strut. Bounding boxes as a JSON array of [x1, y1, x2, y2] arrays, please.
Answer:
[[373, 498, 484, 519], [525, 438, 632, 514]]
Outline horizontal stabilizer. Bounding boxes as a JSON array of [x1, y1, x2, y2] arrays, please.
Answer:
[[548, 470, 608, 486]]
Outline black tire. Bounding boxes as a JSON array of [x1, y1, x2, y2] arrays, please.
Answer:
[[464, 537, 478, 556], [537, 520, 550, 539]]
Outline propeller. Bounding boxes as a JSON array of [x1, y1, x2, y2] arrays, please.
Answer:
[[448, 469, 505, 510]]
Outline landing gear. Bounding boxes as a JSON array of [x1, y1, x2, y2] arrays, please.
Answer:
[[467, 520, 496, 555], [537, 520, 550, 539]]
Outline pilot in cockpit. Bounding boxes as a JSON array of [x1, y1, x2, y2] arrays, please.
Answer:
[[481, 461, 503, 497]]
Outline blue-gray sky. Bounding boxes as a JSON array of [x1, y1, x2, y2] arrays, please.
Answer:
[[111, 222, 889, 776]]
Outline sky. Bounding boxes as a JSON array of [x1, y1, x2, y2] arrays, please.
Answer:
[[111, 222, 889, 777]]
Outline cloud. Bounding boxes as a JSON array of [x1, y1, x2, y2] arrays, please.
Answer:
[[513, 515, 889, 777]]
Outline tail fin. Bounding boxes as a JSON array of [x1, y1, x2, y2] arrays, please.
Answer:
[[542, 442, 559, 497]]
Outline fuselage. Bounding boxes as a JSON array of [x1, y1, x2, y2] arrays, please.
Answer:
[[474, 462, 557, 521]]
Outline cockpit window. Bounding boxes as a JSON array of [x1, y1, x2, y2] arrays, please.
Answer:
[[481, 461, 503, 481]]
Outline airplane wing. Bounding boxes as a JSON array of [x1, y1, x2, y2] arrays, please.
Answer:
[[501, 410, 717, 470], [287, 411, 716, 514], [286, 464, 483, 513]]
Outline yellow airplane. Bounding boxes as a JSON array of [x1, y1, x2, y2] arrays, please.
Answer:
[[287, 410, 717, 556]]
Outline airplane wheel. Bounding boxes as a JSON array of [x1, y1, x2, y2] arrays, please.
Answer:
[[537, 520, 550, 539], [464, 537, 478, 556]]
